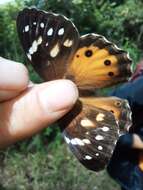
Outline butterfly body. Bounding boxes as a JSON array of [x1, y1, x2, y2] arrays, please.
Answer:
[[17, 8, 132, 171]]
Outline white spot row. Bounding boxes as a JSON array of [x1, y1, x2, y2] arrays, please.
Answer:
[[26, 36, 42, 61], [71, 138, 84, 146], [23, 24, 65, 37], [47, 27, 65, 36], [49, 38, 73, 58], [64, 136, 91, 146]]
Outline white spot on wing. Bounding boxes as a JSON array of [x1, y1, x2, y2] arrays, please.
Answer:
[[27, 53, 32, 61], [50, 43, 60, 57], [25, 25, 29, 32], [85, 155, 92, 160], [58, 28, 64, 35], [102, 126, 109, 132], [82, 139, 91, 144], [47, 28, 53, 36], [28, 36, 42, 56], [95, 135, 104, 141], [40, 22, 45, 28], [32, 40, 38, 52], [96, 153, 99, 156], [29, 47, 34, 55], [80, 118, 94, 127], [96, 113, 105, 121], [33, 22, 37, 25], [98, 146, 103, 150], [63, 39, 73, 47], [70, 138, 77, 145], [71, 138, 84, 146], [37, 36, 42, 45]]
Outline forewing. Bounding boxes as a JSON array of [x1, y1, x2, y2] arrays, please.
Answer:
[[17, 8, 79, 81]]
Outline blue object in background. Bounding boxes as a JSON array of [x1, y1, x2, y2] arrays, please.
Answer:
[[107, 76, 143, 190]]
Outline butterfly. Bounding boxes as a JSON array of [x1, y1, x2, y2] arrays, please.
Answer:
[[17, 8, 132, 171]]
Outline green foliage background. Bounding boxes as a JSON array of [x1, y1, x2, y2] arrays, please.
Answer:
[[0, 0, 143, 189]]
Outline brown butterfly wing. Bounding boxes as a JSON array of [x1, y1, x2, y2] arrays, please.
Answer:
[[66, 34, 132, 89], [80, 96, 132, 131], [17, 8, 79, 81], [59, 99, 119, 171]]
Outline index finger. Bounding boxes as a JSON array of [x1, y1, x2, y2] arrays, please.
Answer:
[[0, 57, 29, 101]]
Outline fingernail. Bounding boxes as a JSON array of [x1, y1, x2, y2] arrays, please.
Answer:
[[38, 80, 78, 113]]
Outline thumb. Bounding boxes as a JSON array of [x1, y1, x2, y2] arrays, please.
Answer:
[[0, 79, 78, 148]]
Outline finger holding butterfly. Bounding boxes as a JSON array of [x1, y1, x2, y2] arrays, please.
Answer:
[[0, 58, 78, 148]]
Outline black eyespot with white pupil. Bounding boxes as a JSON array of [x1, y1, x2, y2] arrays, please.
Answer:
[[85, 50, 93, 57], [104, 59, 111, 66]]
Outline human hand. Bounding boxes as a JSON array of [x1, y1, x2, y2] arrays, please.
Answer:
[[0, 57, 78, 148]]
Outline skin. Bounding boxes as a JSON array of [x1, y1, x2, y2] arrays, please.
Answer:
[[0, 57, 78, 148]]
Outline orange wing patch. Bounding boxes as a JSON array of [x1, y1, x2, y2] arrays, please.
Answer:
[[65, 34, 132, 90], [79, 97, 132, 131], [79, 97, 121, 120], [66, 45, 119, 89]]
